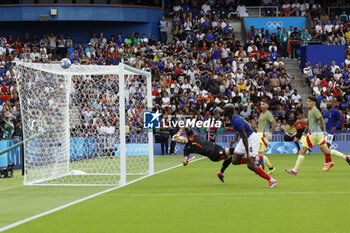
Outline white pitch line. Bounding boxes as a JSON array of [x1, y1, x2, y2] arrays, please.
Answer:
[[102, 191, 350, 197], [0, 157, 205, 232]]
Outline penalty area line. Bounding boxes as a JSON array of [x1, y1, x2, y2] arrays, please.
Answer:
[[0, 157, 206, 232]]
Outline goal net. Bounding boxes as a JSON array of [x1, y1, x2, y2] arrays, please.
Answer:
[[16, 62, 153, 186]]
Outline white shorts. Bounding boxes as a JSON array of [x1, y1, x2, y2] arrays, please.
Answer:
[[325, 134, 334, 144], [234, 132, 259, 158]]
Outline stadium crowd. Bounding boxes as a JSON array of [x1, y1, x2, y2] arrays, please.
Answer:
[[302, 58, 350, 125], [309, 9, 350, 46], [0, 0, 350, 150]]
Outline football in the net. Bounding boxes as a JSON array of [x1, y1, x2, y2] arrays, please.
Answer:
[[60, 58, 71, 69]]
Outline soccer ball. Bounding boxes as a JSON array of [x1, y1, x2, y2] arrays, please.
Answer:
[[60, 58, 71, 69]]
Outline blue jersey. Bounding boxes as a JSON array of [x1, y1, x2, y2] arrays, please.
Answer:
[[230, 114, 254, 137], [323, 108, 343, 134]]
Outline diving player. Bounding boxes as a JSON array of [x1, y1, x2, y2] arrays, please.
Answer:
[[173, 128, 235, 183]]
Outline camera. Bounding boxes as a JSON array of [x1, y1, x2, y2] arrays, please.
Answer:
[[0, 164, 14, 178]]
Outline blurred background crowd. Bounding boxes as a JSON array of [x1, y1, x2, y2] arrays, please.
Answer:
[[0, 0, 350, 151]]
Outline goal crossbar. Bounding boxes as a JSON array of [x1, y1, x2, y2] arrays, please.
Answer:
[[16, 62, 151, 77]]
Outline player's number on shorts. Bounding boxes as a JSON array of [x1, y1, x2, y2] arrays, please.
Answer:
[[249, 147, 253, 153], [325, 135, 334, 144]]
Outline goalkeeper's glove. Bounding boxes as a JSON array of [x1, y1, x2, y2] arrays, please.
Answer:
[[183, 157, 189, 166], [183, 156, 195, 166], [172, 132, 182, 141]]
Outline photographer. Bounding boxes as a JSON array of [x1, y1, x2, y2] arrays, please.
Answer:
[[2, 113, 15, 140], [282, 120, 297, 142], [169, 116, 179, 155], [159, 115, 170, 155], [12, 121, 22, 140], [207, 126, 216, 142]]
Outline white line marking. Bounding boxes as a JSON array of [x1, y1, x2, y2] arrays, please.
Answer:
[[0, 157, 205, 232], [102, 191, 350, 197]]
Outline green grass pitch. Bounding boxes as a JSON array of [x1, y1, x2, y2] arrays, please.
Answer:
[[1, 153, 350, 233]]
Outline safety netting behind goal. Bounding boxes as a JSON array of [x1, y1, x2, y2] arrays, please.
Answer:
[[16, 63, 153, 186]]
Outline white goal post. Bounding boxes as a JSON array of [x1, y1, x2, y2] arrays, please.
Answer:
[[16, 62, 153, 186]]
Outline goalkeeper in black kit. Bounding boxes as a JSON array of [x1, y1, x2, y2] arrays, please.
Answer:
[[173, 127, 235, 183]]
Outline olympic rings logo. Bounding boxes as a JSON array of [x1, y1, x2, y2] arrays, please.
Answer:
[[266, 21, 283, 30], [330, 143, 338, 150]]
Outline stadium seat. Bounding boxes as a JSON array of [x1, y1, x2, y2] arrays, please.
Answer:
[[211, 7, 218, 16], [2, 0, 17, 3], [185, 30, 194, 37], [264, 8, 273, 16], [94, 0, 108, 3], [38, 0, 54, 3], [56, 0, 73, 3], [191, 8, 200, 18], [75, 0, 91, 3], [21, 0, 35, 3], [219, 10, 227, 19], [187, 35, 195, 45]]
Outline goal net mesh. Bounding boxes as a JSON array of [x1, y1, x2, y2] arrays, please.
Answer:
[[16, 63, 152, 186]]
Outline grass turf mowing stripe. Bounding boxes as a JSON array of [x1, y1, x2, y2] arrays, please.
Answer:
[[0, 157, 205, 233], [101, 190, 350, 196]]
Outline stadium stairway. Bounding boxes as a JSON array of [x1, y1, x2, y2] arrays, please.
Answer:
[[69, 106, 82, 127], [230, 21, 244, 44], [166, 17, 174, 44], [282, 58, 311, 109], [246, 8, 260, 17]]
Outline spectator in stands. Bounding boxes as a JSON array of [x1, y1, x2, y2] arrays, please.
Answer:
[[311, 2, 321, 18], [175, 28, 188, 48], [291, 89, 302, 104], [303, 62, 313, 86], [339, 11, 349, 23], [57, 34, 66, 59], [171, 1, 182, 16], [30, 47, 40, 61], [291, 0, 300, 16], [290, 27, 300, 59], [345, 54, 350, 66], [89, 33, 98, 47], [1, 3, 347, 146], [330, 60, 340, 74], [236, 2, 249, 18], [282, 0, 291, 16], [299, 0, 309, 16], [48, 32, 57, 59], [301, 28, 311, 42], [65, 35, 72, 48], [159, 16, 168, 45], [31, 34, 39, 48], [98, 32, 107, 49], [280, 27, 289, 58], [201, 1, 211, 15]]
